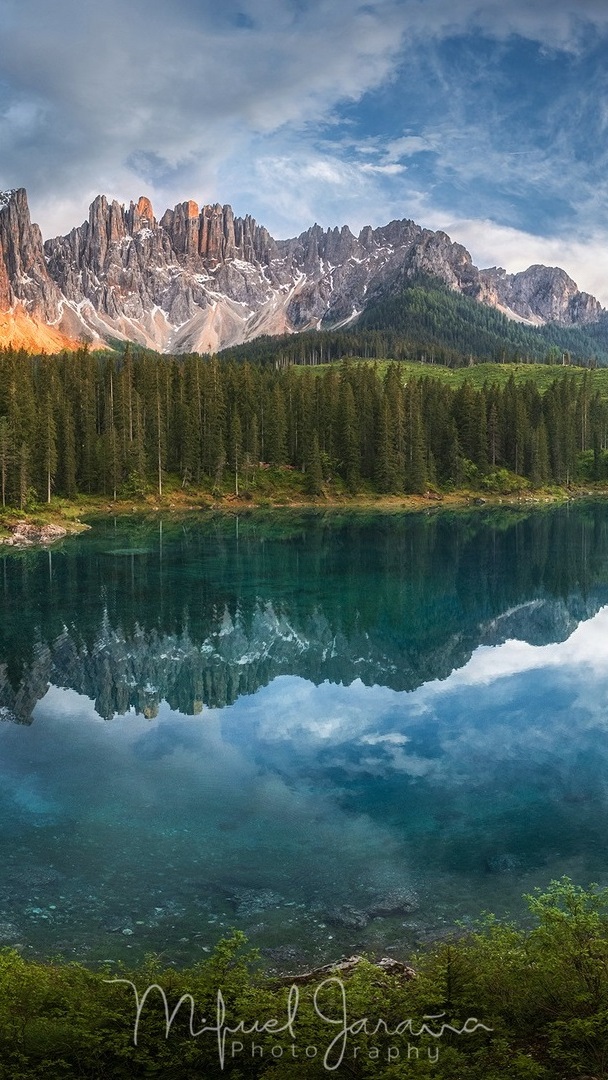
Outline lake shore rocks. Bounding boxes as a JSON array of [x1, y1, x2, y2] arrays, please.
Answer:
[[0, 520, 90, 545]]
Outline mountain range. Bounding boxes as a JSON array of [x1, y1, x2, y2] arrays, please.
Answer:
[[0, 186, 604, 354]]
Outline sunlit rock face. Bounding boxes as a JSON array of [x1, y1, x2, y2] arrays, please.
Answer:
[[0, 188, 604, 353], [0, 189, 77, 351]]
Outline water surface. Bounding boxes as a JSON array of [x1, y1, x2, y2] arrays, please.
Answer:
[[1, 505, 608, 968]]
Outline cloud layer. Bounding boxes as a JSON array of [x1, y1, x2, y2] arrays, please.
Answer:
[[2, 0, 608, 299]]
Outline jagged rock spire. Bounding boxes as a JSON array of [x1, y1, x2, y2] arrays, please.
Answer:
[[0, 186, 603, 353]]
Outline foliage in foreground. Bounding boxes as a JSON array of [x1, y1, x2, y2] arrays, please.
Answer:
[[1, 880, 608, 1078]]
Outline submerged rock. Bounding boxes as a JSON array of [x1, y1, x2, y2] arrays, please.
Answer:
[[365, 887, 420, 917], [325, 905, 369, 930], [323, 885, 419, 929]]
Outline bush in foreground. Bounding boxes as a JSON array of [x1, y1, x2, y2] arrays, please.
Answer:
[[0, 879, 607, 1078]]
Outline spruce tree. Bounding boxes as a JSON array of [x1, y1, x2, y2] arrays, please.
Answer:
[[404, 381, 427, 493], [337, 379, 360, 491], [0, 416, 12, 508], [374, 395, 400, 493], [305, 432, 324, 496]]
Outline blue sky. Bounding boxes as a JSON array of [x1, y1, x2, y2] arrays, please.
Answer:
[[2, 0, 608, 300]]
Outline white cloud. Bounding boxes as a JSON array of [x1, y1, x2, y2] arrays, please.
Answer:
[[2, 0, 608, 294], [402, 0, 608, 52], [385, 135, 438, 158], [360, 162, 407, 175], [234, 150, 404, 235], [239, 606, 608, 753], [0, 0, 412, 236], [428, 606, 608, 694]]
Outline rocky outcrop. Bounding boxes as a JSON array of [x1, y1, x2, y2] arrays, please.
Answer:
[[0, 520, 89, 546], [478, 264, 604, 325], [0, 189, 64, 322], [0, 187, 604, 353], [0, 189, 80, 351], [0, 522, 68, 546], [275, 954, 417, 985]]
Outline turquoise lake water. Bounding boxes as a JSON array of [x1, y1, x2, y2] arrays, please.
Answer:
[[1, 505, 608, 969]]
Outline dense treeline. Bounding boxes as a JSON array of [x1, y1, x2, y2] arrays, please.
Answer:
[[1, 347, 608, 507], [1, 880, 608, 1078], [219, 280, 608, 367]]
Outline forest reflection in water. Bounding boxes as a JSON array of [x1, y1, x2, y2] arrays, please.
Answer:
[[0, 504, 608, 965]]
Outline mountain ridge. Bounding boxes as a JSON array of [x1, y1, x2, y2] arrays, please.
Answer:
[[0, 186, 603, 354]]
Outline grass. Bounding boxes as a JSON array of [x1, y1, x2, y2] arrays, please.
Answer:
[[293, 357, 608, 395]]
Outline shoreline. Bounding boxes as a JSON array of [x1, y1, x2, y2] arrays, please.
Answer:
[[0, 482, 607, 538]]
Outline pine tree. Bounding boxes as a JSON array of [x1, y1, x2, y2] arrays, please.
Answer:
[[180, 396, 200, 487], [443, 422, 464, 487], [374, 395, 400, 492], [530, 420, 550, 488], [38, 394, 58, 503], [404, 380, 427, 493], [229, 410, 243, 495], [264, 383, 287, 464], [153, 366, 167, 498], [337, 379, 360, 491], [57, 400, 77, 498], [487, 399, 500, 468], [305, 432, 324, 496], [0, 416, 12, 508], [18, 441, 30, 511]]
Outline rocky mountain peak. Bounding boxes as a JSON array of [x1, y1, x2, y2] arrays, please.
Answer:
[[135, 195, 155, 222], [0, 186, 604, 353], [0, 187, 61, 321], [478, 263, 603, 325]]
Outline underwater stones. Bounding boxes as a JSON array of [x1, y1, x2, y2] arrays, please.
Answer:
[[485, 853, 521, 874], [322, 885, 419, 930], [8, 865, 63, 888], [368, 890, 420, 916], [0, 919, 20, 943], [229, 888, 285, 916], [262, 944, 310, 970], [325, 905, 369, 930]]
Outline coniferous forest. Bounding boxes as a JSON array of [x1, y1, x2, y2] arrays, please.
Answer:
[[1, 346, 608, 508], [218, 279, 608, 368]]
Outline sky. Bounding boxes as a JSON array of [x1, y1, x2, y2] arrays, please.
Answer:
[[2, 0, 608, 300]]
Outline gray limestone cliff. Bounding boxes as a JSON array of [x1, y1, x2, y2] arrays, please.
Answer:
[[477, 264, 603, 325], [0, 187, 603, 352], [0, 188, 62, 320]]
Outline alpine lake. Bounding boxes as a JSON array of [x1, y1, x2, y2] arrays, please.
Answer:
[[2, 503, 608, 972]]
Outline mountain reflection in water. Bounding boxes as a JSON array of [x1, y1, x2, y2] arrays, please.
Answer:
[[1, 506, 607, 722], [1, 505, 608, 965]]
